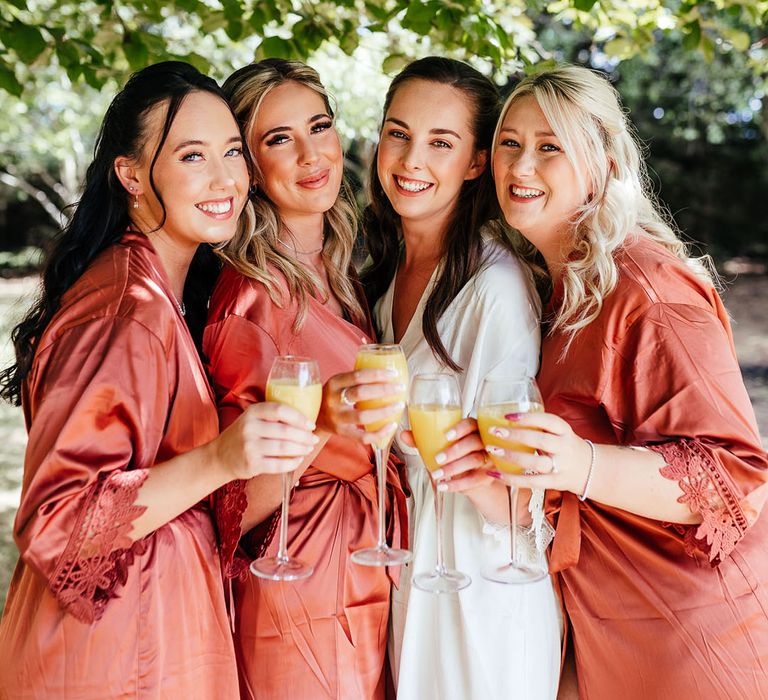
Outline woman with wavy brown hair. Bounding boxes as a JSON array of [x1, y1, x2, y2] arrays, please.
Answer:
[[203, 59, 407, 699]]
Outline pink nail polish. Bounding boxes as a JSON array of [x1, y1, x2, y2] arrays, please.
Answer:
[[505, 412, 522, 421], [488, 470, 502, 478]]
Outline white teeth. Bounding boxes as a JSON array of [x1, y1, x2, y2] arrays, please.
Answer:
[[396, 176, 432, 192], [511, 186, 543, 198], [197, 200, 232, 214]]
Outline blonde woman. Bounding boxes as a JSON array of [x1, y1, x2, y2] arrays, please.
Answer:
[[488, 65, 768, 697], [202, 59, 407, 699]]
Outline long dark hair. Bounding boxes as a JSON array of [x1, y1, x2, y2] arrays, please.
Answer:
[[361, 57, 503, 371], [0, 61, 230, 405]]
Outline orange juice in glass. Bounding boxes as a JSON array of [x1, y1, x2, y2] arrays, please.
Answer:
[[477, 401, 544, 474], [251, 356, 320, 582], [476, 375, 548, 585], [354, 344, 408, 446], [409, 404, 463, 472], [408, 373, 470, 593], [265, 378, 322, 421], [350, 344, 412, 567]]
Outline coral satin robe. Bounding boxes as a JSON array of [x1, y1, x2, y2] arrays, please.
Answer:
[[204, 264, 407, 700], [0, 232, 239, 698], [542, 236, 768, 699]]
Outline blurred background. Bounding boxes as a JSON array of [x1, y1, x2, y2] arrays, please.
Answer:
[[1, 0, 766, 603]]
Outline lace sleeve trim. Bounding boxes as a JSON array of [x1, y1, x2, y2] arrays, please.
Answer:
[[650, 439, 747, 564], [214, 479, 249, 580], [480, 488, 554, 563], [49, 469, 149, 623]]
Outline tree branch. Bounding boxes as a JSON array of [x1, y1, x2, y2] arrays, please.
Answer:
[[0, 170, 67, 228]]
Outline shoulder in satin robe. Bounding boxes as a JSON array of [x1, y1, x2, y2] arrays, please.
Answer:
[[0, 232, 239, 699], [204, 264, 407, 700], [541, 235, 768, 699]]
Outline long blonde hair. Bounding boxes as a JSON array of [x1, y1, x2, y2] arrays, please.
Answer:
[[219, 58, 364, 329], [492, 65, 715, 346]]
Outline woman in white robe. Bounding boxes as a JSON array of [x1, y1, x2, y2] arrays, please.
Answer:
[[361, 57, 562, 700]]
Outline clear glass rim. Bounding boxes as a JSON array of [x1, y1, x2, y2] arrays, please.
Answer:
[[357, 343, 403, 354], [273, 354, 316, 365], [481, 374, 535, 385], [411, 372, 455, 381]]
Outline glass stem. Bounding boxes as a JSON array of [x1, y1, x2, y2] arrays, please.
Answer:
[[276, 470, 291, 562], [374, 445, 388, 549], [508, 485, 519, 566], [434, 482, 446, 575]]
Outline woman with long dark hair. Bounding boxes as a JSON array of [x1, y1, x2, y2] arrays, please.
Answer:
[[361, 57, 561, 699], [0, 61, 317, 698]]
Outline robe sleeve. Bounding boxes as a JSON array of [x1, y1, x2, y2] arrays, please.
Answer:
[[204, 313, 281, 578], [16, 317, 171, 622], [605, 300, 768, 564]]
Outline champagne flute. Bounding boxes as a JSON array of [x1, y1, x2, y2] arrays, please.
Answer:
[[409, 373, 471, 593], [477, 375, 548, 584], [350, 344, 412, 566], [250, 356, 321, 581]]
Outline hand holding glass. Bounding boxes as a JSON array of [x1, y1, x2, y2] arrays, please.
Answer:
[[351, 344, 412, 566], [477, 375, 548, 584], [409, 373, 471, 593], [250, 356, 321, 581]]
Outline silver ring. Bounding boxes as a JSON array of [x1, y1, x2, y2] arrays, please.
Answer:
[[340, 387, 355, 407]]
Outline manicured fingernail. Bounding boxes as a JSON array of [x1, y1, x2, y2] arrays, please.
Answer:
[[393, 402, 405, 411], [395, 383, 407, 392], [490, 427, 508, 438], [307, 422, 316, 430], [437, 482, 448, 492], [486, 446, 504, 456], [385, 369, 397, 376], [434, 452, 447, 465], [488, 470, 502, 479], [432, 468, 444, 479], [505, 413, 522, 421], [444, 429, 457, 441]]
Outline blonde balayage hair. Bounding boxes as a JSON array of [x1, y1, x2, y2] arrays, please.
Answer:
[[219, 58, 364, 329], [493, 65, 714, 347]]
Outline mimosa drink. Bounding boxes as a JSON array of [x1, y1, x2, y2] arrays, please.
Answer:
[[477, 401, 544, 474], [409, 404, 462, 472], [354, 345, 408, 446], [266, 379, 322, 421]]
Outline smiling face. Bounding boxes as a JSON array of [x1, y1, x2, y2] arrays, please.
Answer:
[[376, 79, 486, 235], [132, 90, 249, 251], [492, 95, 587, 255], [249, 80, 342, 230]]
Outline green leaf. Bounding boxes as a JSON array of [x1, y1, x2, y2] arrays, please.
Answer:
[[0, 62, 22, 96], [123, 34, 149, 70], [55, 39, 80, 69], [573, 0, 598, 11], [382, 52, 411, 74], [402, 2, 434, 35], [256, 36, 297, 60], [682, 19, 701, 51], [3, 20, 47, 64]]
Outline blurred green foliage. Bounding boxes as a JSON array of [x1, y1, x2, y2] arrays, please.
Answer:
[[0, 0, 766, 260]]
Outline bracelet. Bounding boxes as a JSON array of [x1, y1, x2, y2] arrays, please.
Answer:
[[578, 439, 597, 502]]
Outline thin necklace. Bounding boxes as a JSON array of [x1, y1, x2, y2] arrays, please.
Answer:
[[277, 226, 325, 255], [176, 299, 186, 316]]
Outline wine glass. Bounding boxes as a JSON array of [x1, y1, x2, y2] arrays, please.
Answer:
[[350, 344, 412, 567], [409, 373, 471, 593], [476, 375, 548, 584], [250, 356, 322, 581]]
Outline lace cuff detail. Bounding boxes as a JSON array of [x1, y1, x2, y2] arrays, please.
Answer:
[[650, 439, 747, 564], [214, 479, 249, 580], [480, 488, 554, 562], [49, 469, 149, 623]]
